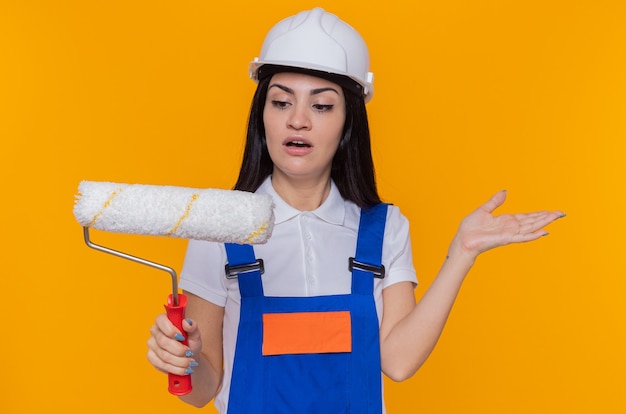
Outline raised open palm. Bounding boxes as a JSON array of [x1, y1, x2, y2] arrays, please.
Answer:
[[454, 190, 565, 257]]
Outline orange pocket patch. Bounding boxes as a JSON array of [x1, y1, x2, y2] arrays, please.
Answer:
[[262, 311, 352, 356]]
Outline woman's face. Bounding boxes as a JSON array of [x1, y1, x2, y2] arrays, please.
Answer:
[[263, 72, 346, 184]]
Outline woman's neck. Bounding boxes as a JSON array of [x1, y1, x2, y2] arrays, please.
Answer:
[[270, 173, 332, 211]]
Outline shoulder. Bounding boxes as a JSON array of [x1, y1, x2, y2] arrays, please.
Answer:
[[385, 204, 410, 233], [380, 204, 412, 260], [381, 204, 418, 288]]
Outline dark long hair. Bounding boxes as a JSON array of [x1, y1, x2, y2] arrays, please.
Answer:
[[233, 71, 381, 209]]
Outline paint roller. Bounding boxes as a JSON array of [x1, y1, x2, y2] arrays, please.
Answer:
[[73, 180, 274, 395]]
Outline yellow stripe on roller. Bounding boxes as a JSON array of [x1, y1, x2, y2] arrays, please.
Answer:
[[167, 193, 199, 236], [89, 188, 123, 227], [246, 222, 268, 243]]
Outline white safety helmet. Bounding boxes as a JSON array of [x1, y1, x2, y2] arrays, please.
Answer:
[[249, 8, 374, 103]]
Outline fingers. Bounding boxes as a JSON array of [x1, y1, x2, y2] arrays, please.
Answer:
[[480, 190, 507, 214], [517, 210, 564, 229], [510, 210, 565, 242], [456, 190, 565, 255], [481, 190, 565, 227], [182, 316, 199, 338], [146, 314, 197, 376], [146, 339, 195, 376]]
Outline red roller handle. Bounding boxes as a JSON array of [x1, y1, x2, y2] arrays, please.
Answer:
[[164, 293, 192, 395]]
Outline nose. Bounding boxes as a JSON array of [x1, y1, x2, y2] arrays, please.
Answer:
[[287, 104, 311, 130]]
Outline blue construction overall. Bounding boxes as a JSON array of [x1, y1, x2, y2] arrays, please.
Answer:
[[224, 203, 388, 413]]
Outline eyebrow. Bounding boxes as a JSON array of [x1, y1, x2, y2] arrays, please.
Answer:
[[268, 83, 340, 96]]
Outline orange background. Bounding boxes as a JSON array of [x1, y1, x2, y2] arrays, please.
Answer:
[[1, 0, 624, 412]]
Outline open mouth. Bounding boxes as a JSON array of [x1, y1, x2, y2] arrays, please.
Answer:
[[285, 140, 311, 148]]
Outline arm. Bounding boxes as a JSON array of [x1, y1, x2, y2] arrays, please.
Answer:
[[379, 190, 564, 381], [147, 291, 224, 407]]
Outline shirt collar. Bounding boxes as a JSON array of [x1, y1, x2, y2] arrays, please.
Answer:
[[256, 176, 346, 225]]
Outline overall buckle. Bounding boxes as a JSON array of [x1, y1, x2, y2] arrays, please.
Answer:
[[348, 257, 385, 279], [225, 259, 264, 279]]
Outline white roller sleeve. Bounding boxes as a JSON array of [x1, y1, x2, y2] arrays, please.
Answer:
[[73, 181, 274, 244]]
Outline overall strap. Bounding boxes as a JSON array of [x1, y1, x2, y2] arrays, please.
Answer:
[[351, 203, 389, 295], [224, 243, 264, 297]]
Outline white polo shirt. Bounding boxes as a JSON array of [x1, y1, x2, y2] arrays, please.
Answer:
[[179, 177, 417, 413]]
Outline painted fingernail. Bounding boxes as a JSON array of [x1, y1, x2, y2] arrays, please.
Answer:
[[185, 350, 194, 357], [174, 333, 185, 341], [542, 232, 550, 237], [189, 361, 199, 367], [185, 318, 193, 325], [185, 368, 195, 375]]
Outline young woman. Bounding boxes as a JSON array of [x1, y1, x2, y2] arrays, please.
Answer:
[[147, 8, 564, 413]]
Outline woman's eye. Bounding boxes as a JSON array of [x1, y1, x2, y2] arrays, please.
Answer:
[[313, 104, 333, 112], [271, 100, 290, 109]]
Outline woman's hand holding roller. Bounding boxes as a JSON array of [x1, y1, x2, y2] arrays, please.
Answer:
[[147, 315, 202, 377], [147, 293, 224, 407]]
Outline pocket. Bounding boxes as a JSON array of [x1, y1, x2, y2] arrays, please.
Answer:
[[262, 311, 352, 356], [264, 353, 350, 413]]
